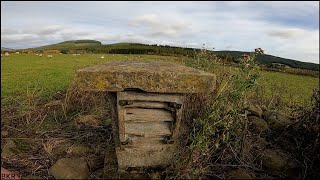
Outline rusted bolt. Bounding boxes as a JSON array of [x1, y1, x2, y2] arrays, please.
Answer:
[[119, 100, 133, 106], [169, 102, 182, 109]]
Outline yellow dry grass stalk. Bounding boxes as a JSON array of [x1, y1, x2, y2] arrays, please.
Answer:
[[42, 139, 66, 155]]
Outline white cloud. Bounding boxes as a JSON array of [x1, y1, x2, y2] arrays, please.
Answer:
[[130, 14, 190, 37], [1, 28, 19, 35], [267, 28, 303, 39], [1, 1, 319, 64], [38, 25, 64, 35]]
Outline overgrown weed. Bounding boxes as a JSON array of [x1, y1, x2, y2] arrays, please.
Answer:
[[167, 48, 264, 179]]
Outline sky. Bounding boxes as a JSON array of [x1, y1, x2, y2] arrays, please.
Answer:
[[1, 1, 319, 64]]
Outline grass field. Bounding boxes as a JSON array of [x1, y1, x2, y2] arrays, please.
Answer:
[[259, 71, 319, 105], [1, 53, 319, 179], [1, 54, 319, 107], [1, 54, 181, 105]]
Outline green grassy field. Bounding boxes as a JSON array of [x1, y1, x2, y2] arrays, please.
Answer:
[[1, 53, 319, 179], [1, 54, 319, 107], [1, 54, 181, 105], [259, 71, 319, 105]]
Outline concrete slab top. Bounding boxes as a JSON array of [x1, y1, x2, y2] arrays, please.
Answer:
[[75, 60, 216, 93]]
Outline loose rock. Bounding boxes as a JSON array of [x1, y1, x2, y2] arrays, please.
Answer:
[[263, 111, 293, 130], [226, 168, 253, 179], [49, 158, 89, 179], [262, 149, 299, 177], [248, 116, 269, 133], [247, 104, 263, 118]]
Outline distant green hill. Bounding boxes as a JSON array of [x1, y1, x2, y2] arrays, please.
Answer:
[[1, 47, 15, 52], [214, 51, 319, 71], [31, 40, 102, 50], [28, 40, 319, 71]]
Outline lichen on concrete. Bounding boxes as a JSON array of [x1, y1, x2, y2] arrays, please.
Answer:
[[75, 60, 216, 93]]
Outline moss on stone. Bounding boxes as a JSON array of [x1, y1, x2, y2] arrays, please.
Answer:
[[75, 60, 216, 93]]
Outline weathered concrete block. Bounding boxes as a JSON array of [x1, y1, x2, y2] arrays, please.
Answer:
[[75, 60, 216, 171], [75, 60, 216, 93], [116, 144, 177, 169]]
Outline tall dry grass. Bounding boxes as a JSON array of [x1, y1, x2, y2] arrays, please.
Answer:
[[165, 49, 263, 178]]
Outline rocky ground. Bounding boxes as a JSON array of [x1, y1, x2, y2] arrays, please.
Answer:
[[1, 111, 112, 179], [1, 94, 319, 179]]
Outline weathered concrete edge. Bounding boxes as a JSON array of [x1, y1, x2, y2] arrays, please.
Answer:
[[74, 71, 216, 94]]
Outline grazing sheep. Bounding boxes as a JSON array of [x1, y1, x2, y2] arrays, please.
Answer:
[[15, 52, 20, 54], [39, 54, 43, 57], [5, 52, 9, 56], [100, 56, 105, 59], [73, 54, 77, 56], [47, 55, 53, 58]]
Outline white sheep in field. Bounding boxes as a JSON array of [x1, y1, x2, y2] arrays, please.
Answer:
[[15, 52, 20, 54], [47, 55, 53, 58], [73, 54, 77, 56], [39, 54, 43, 57], [36, 54, 38, 55], [100, 56, 105, 59], [5, 52, 10, 56]]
